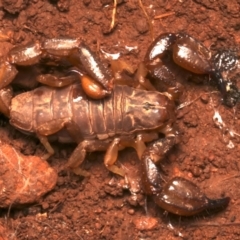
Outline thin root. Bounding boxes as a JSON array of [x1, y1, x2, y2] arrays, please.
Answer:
[[177, 91, 219, 110], [138, 0, 154, 42], [109, 0, 117, 32], [154, 12, 175, 19]]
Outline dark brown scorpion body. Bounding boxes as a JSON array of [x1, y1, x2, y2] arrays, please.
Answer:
[[11, 84, 174, 142], [0, 32, 236, 216]]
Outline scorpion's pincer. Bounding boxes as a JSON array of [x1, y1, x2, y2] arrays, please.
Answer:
[[68, 42, 113, 99], [141, 140, 230, 216]]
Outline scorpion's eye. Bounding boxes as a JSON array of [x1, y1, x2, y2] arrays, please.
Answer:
[[143, 102, 155, 110]]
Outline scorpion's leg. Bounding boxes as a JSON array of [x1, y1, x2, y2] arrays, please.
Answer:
[[65, 133, 159, 177], [0, 86, 13, 117], [36, 118, 84, 160], [37, 135, 55, 160], [36, 73, 78, 88], [104, 133, 159, 176], [0, 62, 18, 89], [141, 136, 230, 216], [8, 41, 42, 66], [110, 59, 163, 92], [68, 42, 114, 99], [79, 59, 139, 99], [42, 40, 114, 99], [36, 120, 67, 160], [66, 139, 116, 176], [42, 38, 81, 57], [66, 137, 130, 177], [110, 59, 140, 88], [37, 38, 89, 89], [135, 61, 184, 101], [0, 41, 42, 89]]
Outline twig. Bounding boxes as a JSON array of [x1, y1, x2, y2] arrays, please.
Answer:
[[154, 12, 175, 19], [189, 222, 240, 227]]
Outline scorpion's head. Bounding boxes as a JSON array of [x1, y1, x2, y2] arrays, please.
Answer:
[[122, 86, 176, 133]]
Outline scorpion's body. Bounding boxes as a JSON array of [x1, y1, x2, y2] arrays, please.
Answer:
[[10, 84, 175, 143], [0, 33, 231, 216]]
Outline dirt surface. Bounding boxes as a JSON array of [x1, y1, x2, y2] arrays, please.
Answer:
[[0, 0, 240, 239]]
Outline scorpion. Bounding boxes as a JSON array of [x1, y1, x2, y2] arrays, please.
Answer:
[[0, 32, 237, 216]]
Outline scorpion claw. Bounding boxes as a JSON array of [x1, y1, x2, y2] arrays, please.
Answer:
[[153, 177, 230, 216], [141, 147, 230, 216], [144, 32, 240, 106]]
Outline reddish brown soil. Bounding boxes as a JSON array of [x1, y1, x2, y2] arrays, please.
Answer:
[[0, 0, 240, 239]]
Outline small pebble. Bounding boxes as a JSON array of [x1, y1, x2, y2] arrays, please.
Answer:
[[83, 0, 91, 6], [133, 216, 158, 230], [230, 215, 236, 222], [191, 166, 202, 177], [201, 94, 209, 104], [95, 223, 102, 230], [128, 209, 135, 215], [134, 18, 149, 34], [0, 144, 57, 208], [41, 202, 49, 210], [94, 208, 103, 214]]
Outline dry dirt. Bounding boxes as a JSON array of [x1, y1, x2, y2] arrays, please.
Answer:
[[0, 0, 240, 239]]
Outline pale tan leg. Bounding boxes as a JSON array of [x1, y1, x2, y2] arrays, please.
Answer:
[[36, 118, 84, 160], [133, 136, 146, 159], [104, 138, 125, 177], [66, 140, 87, 168], [134, 62, 156, 90], [37, 74, 77, 88], [37, 135, 55, 160], [104, 133, 159, 177], [67, 139, 111, 176], [0, 62, 18, 89], [133, 133, 158, 158], [0, 86, 13, 117], [36, 119, 67, 160], [64, 120, 83, 143]]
